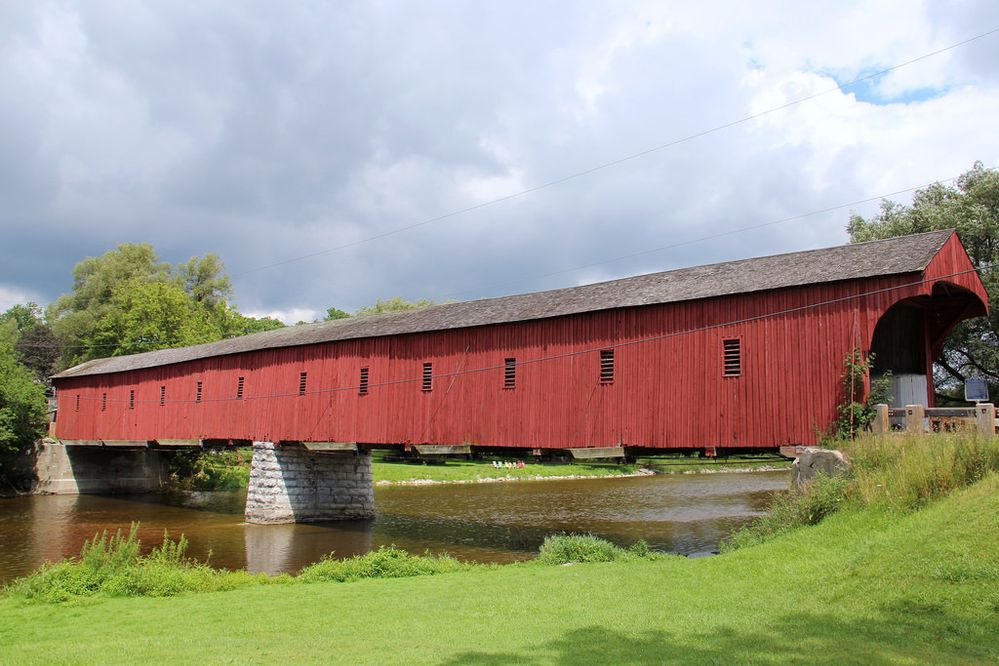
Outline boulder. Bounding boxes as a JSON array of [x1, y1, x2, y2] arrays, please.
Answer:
[[790, 447, 851, 492]]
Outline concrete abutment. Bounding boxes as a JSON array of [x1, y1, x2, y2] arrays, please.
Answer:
[[33, 440, 166, 494], [244, 441, 375, 524]]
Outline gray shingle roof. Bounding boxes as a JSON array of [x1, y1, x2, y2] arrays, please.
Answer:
[[52, 229, 954, 379]]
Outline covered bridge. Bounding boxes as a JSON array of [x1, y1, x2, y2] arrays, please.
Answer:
[[48, 230, 987, 522]]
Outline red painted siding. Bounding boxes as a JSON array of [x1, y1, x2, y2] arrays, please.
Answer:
[[53, 234, 988, 450]]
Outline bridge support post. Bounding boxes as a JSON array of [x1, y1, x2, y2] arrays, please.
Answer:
[[245, 441, 374, 524]]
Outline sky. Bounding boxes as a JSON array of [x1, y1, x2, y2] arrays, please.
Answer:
[[1, 1, 998, 323]]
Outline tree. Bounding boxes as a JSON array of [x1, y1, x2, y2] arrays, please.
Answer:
[[48, 244, 259, 367], [91, 279, 222, 356], [1, 303, 61, 382], [324, 307, 352, 321], [355, 297, 438, 317], [847, 162, 999, 398], [0, 327, 47, 482]]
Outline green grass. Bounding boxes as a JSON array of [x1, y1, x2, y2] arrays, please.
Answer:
[[1, 433, 997, 663], [1, 473, 997, 663], [371, 455, 642, 483]]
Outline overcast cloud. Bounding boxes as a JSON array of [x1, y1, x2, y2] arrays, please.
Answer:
[[1, 1, 998, 322]]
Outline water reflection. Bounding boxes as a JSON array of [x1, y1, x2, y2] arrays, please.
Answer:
[[0, 471, 787, 582]]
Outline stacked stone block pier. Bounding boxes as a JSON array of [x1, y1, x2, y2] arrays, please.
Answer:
[[244, 441, 375, 524]]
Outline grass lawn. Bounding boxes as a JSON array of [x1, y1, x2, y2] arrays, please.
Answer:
[[2, 471, 996, 663], [372, 451, 788, 484]]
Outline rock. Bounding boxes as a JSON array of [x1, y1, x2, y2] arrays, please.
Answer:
[[790, 447, 851, 492]]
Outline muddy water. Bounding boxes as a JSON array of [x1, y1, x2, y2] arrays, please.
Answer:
[[0, 471, 786, 583]]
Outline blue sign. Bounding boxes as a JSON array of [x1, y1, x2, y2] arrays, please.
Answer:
[[965, 377, 989, 402]]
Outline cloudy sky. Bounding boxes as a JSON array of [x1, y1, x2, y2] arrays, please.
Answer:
[[1, 1, 998, 322]]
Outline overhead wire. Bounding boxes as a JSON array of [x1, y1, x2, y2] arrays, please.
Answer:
[[231, 27, 999, 278], [15, 169, 985, 354], [70, 261, 995, 407]]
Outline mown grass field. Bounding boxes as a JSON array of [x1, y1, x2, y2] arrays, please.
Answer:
[[2, 434, 997, 664], [181, 448, 789, 488]]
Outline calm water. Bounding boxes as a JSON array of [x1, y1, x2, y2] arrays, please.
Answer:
[[0, 472, 787, 583]]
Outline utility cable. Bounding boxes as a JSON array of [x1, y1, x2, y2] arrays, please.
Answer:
[[70, 261, 995, 407], [232, 27, 999, 278]]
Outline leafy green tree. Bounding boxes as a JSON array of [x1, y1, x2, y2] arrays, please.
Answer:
[[224, 311, 286, 337], [355, 297, 437, 317], [177, 254, 232, 307], [48, 244, 267, 366], [1, 303, 61, 382], [91, 279, 222, 356], [0, 326, 47, 481], [847, 162, 999, 397], [324, 307, 352, 321]]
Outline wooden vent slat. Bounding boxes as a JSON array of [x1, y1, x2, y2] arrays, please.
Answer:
[[237, 376, 245, 400], [299, 371, 308, 396], [196, 381, 203, 404], [600, 349, 614, 383], [160, 385, 166, 406], [723, 338, 741, 377], [504, 358, 516, 388], [422, 362, 433, 391], [359, 367, 369, 395]]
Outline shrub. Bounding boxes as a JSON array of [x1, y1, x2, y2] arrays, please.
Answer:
[[536, 534, 669, 565], [297, 546, 468, 583], [4, 524, 272, 602]]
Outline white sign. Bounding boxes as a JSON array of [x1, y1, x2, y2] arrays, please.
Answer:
[[965, 377, 989, 402]]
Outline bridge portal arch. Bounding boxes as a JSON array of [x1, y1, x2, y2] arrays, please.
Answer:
[[869, 281, 987, 407]]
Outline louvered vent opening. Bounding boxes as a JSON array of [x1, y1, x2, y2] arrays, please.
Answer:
[[723, 338, 742, 377], [422, 362, 433, 391], [129, 389, 135, 409], [101, 393, 106, 412], [359, 367, 369, 395], [237, 376, 245, 400], [600, 349, 615, 383], [160, 386, 166, 406], [504, 358, 516, 389], [75, 395, 80, 412], [299, 371, 308, 396], [196, 381, 203, 404]]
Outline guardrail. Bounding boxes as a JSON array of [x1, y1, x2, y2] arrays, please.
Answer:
[[871, 402, 997, 436]]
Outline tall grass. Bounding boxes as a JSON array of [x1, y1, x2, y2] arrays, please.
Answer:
[[725, 431, 999, 551], [297, 546, 469, 583], [4, 524, 276, 602]]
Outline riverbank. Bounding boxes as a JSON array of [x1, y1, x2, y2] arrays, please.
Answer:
[[2, 465, 997, 662], [2, 433, 997, 663], [170, 449, 789, 490]]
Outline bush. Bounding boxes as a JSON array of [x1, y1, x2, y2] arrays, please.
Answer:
[[297, 546, 467, 583], [4, 524, 273, 602], [536, 535, 668, 565]]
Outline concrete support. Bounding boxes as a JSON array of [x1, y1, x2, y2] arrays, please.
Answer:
[[33, 439, 166, 494], [245, 441, 375, 524]]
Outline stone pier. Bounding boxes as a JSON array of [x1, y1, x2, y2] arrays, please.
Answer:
[[244, 441, 375, 524], [33, 439, 166, 495]]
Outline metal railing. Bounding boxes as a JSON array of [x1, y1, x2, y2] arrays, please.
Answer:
[[872, 402, 998, 436]]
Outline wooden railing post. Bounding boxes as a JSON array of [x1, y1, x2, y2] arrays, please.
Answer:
[[975, 403, 995, 437], [905, 404, 925, 434], [873, 404, 890, 435]]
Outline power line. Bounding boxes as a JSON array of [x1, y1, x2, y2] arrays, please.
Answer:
[[430, 174, 971, 302], [232, 27, 999, 278], [16, 169, 984, 353], [69, 262, 993, 407]]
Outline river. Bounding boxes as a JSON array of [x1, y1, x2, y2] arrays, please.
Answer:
[[0, 471, 787, 584]]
